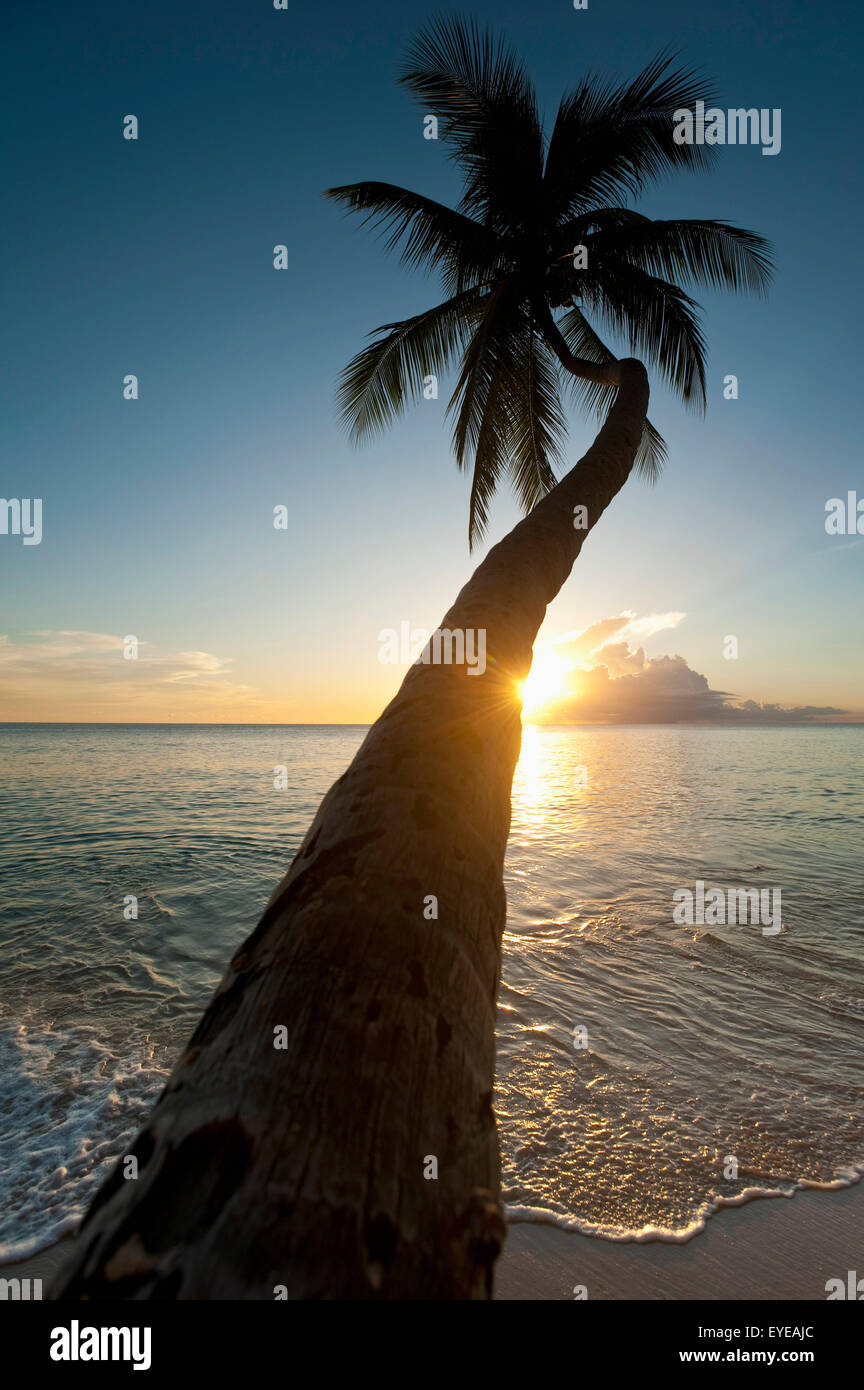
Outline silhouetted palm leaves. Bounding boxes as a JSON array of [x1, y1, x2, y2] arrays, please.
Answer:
[[326, 15, 773, 546]]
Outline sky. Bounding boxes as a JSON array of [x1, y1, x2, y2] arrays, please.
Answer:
[[1, 0, 862, 723]]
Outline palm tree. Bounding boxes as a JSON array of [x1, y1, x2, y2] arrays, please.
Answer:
[[52, 19, 772, 1302], [327, 16, 771, 546]]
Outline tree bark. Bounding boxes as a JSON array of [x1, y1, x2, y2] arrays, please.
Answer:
[[536, 300, 621, 385], [51, 358, 648, 1301]]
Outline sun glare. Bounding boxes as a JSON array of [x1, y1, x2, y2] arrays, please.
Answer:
[[519, 650, 570, 717]]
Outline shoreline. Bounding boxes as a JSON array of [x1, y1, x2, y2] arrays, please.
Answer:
[[4, 1181, 862, 1300], [496, 1180, 864, 1300]]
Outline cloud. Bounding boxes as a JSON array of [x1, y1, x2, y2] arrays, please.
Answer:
[[533, 615, 851, 725], [0, 630, 267, 721], [167, 651, 235, 682], [551, 610, 687, 665]]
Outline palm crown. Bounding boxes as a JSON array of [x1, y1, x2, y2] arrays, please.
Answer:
[[326, 16, 773, 546]]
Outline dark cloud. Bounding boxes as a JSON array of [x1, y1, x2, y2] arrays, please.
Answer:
[[534, 623, 850, 725]]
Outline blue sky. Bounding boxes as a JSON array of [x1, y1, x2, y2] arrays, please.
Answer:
[[2, 0, 862, 721]]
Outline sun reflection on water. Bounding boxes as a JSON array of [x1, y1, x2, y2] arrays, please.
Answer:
[[512, 721, 549, 831]]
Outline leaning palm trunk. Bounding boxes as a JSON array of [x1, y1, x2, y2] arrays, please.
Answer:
[[51, 360, 648, 1301]]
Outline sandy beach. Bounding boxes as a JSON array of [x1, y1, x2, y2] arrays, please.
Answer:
[[3, 1235, 75, 1293], [495, 1181, 864, 1301], [3, 1180, 860, 1301]]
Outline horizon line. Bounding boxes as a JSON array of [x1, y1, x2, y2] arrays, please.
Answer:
[[1, 721, 862, 729]]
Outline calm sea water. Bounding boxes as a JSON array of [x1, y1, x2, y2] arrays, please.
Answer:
[[1, 723, 862, 1260]]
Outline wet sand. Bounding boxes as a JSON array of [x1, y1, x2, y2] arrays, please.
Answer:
[[4, 1181, 861, 1299], [2, 1235, 75, 1292], [495, 1181, 864, 1300]]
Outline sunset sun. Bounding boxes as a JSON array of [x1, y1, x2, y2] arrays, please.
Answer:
[[519, 651, 571, 717]]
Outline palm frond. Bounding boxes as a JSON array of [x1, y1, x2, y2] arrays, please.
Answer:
[[581, 265, 708, 410], [397, 14, 544, 233], [591, 217, 773, 297], [505, 324, 566, 514], [555, 306, 668, 480], [446, 279, 530, 545], [336, 286, 488, 442], [327, 24, 774, 539], [544, 51, 717, 221], [323, 181, 503, 293]]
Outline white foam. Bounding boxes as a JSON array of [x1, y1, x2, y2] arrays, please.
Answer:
[[0, 1019, 168, 1263], [505, 1165, 864, 1244]]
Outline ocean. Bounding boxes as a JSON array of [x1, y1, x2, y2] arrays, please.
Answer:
[[1, 722, 862, 1262]]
